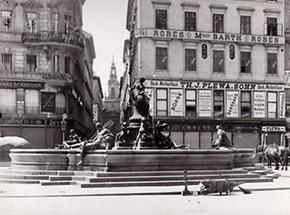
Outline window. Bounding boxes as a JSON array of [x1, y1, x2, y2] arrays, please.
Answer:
[[156, 89, 168, 116], [26, 13, 37, 33], [184, 11, 196, 31], [1, 10, 12, 31], [64, 56, 70, 74], [213, 14, 224, 33], [25, 90, 39, 113], [0, 89, 16, 113], [156, 47, 168, 70], [185, 49, 196, 71], [53, 55, 59, 73], [2, 53, 12, 71], [213, 50, 224, 73], [267, 92, 277, 118], [240, 16, 251, 35], [51, 13, 59, 33], [214, 90, 224, 117], [241, 91, 251, 118], [266, 17, 277, 36], [240, 52, 251, 73], [26, 55, 37, 72], [155, 9, 167, 29], [267, 53, 277, 74], [64, 14, 72, 34], [185, 90, 196, 117]]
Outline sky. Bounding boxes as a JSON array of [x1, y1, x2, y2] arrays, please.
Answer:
[[83, 0, 129, 95]]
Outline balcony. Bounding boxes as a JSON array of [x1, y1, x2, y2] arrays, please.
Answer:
[[22, 31, 84, 49]]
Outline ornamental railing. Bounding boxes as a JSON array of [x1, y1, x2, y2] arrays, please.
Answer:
[[22, 31, 84, 48]]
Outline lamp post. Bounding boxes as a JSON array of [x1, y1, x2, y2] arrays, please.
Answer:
[[61, 113, 67, 143]]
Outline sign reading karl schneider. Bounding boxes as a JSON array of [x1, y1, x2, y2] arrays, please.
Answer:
[[136, 29, 285, 45], [0, 80, 44, 89]]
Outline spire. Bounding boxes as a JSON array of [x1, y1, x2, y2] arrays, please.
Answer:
[[108, 55, 119, 99], [110, 55, 117, 78]]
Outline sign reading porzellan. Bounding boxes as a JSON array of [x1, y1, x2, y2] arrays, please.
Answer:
[[136, 29, 284, 45]]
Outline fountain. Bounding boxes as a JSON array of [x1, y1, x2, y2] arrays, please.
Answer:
[[9, 78, 256, 171]]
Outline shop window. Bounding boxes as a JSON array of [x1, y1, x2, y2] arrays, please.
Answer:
[[26, 12, 37, 33], [26, 55, 37, 72], [53, 55, 59, 73], [241, 91, 251, 118], [214, 90, 224, 118], [64, 14, 72, 34], [170, 131, 183, 146], [1, 10, 12, 31], [0, 89, 16, 113], [266, 17, 277, 36], [267, 53, 277, 74], [240, 52, 251, 73], [184, 11, 196, 31], [213, 50, 224, 73], [156, 89, 167, 116], [25, 90, 39, 113], [51, 13, 59, 33], [267, 92, 277, 118], [185, 90, 196, 117], [240, 16, 251, 35], [64, 56, 70, 74], [213, 13, 224, 33], [185, 49, 196, 71], [156, 47, 168, 70], [155, 9, 167, 29], [1, 53, 12, 71]]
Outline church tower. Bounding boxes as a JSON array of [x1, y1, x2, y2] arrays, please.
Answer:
[[108, 57, 119, 99], [103, 57, 121, 133]]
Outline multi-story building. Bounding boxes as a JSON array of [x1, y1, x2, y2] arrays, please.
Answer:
[[0, 0, 95, 160], [124, 0, 286, 149], [92, 76, 104, 123]]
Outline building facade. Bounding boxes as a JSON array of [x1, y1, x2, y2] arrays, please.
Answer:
[[92, 76, 104, 123], [0, 0, 95, 160], [125, 0, 286, 149]]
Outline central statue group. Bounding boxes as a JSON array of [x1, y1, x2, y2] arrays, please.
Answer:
[[63, 77, 187, 166]]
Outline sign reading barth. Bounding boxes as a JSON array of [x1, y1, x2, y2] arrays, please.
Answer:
[[136, 28, 284, 45]]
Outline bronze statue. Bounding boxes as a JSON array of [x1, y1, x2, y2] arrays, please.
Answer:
[[130, 77, 151, 121], [114, 122, 131, 148], [212, 125, 232, 149], [62, 129, 81, 149]]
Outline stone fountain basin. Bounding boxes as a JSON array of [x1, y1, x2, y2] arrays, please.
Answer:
[[9, 148, 255, 171]]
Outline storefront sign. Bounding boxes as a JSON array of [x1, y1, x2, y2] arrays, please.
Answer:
[[198, 90, 212, 117], [0, 81, 44, 89], [41, 92, 56, 113], [169, 124, 212, 132], [226, 91, 239, 118], [146, 80, 284, 91], [136, 28, 284, 45], [279, 92, 286, 118], [170, 89, 183, 116], [262, 126, 286, 132], [0, 118, 60, 126], [253, 92, 266, 118]]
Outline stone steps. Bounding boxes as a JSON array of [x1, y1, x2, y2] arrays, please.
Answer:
[[79, 177, 273, 188], [0, 166, 274, 187]]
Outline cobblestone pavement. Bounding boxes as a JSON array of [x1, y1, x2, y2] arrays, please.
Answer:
[[1, 167, 290, 215]]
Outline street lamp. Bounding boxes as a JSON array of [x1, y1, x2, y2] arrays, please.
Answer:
[[61, 113, 67, 143]]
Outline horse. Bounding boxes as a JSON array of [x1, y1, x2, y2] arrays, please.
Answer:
[[261, 143, 288, 170]]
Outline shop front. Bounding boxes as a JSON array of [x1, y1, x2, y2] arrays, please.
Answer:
[[145, 79, 286, 148]]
